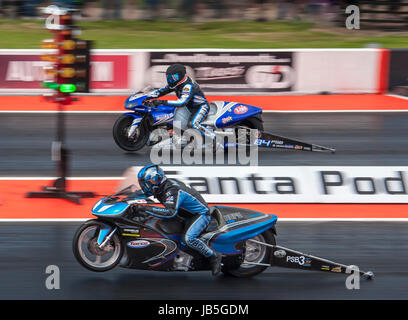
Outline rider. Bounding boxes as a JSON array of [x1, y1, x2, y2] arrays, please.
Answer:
[[133, 164, 223, 276], [145, 64, 219, 148]]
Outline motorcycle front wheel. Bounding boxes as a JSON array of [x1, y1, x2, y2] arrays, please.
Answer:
[[72, 220, 123, 272], [113, 115, 149, 152]]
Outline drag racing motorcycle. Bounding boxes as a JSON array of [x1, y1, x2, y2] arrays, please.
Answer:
[[113, 91, 336, 153], [73, 183, 372, 279]]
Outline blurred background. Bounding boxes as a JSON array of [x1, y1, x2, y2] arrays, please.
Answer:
[[1, 0, 408, 49], [0, 0, 407, 25], [1, 0, 408, 302]]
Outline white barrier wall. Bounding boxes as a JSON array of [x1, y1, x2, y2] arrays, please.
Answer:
[[294, 49, 382, 94], [126, 166, 408, 204], [0, 49, 385, 95]]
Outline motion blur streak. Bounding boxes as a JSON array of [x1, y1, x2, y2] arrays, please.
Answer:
[[0, 221, 406, 300], [1, 112, 408, 177]]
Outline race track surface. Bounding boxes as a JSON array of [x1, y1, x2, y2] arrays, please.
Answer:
[[0, 221, 406, 300], [2, 112, 408, 176]]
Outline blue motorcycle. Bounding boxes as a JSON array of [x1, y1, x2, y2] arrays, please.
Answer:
[[72, 181, 373, 279], [112, 91, 264, 152]]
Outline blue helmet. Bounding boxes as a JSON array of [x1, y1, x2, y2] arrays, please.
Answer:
[[166, 64, 186, 89], [137, 165, 166, 196]]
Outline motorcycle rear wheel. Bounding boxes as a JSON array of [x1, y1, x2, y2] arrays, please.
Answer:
[[222, 230, 275, 278], [72, 220, 123, 272]]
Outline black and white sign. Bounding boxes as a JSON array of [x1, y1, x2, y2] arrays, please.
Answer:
[[147, 51, 295, 93], [388, 49, 408, 91], [125, 166, 408, 204]]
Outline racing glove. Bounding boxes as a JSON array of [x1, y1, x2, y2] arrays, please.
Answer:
[[131, 204, 150, 219], [145, 100, 166, 108]]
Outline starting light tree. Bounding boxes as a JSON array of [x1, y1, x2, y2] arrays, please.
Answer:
[[26, 5, 95, 204]]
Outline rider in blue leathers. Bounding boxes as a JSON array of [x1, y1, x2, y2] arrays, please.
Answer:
[[145, 64, 218, 147], [134, 164, 222, 276]]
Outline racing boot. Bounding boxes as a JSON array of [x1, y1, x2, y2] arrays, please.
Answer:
[[209, 252, 222, 276]]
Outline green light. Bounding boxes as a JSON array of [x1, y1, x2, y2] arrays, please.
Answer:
[[42, 81, 59, 90], [59, 84, 77, 93]]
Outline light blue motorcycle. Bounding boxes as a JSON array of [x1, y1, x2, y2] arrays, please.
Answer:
[[73, 183, 373, 279], [113, 92, 264, 152]]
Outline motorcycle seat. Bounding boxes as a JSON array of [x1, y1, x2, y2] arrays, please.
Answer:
[[157, 218, 184, 235], [157, 207, 224, 235], [209, 206, 225, 226]]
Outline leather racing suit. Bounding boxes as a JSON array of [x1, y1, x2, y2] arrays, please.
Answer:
[[137, 178, 214, 258], [149, 76, 216, 140]]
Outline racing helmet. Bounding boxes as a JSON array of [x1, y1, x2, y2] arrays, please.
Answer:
[[137, 164, 166, 196], [166, 64, 187, 89]]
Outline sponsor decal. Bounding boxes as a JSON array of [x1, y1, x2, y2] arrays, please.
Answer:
[[221, 116, 232, 124], [155, 113, 173, 121], [195, 66, 245, 81], [223, 212, 243, 221], [286, 255, 312, 267], [331, 266, 342, 273], [127, 199, 147, 204], [234, 105, 248, 115], [124, 228, 140, 233], [254, 139, 284, 147], [127, 240, 150, 248], [165, 195, 174, 204], [122, 233, 141, 237], [274, 249, 287, 258]]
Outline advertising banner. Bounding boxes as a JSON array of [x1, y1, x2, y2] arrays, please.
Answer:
[[145, 51, 295, 93], [388, 49, 408, 91], [0, 49, 385, 95], [126, 166, 408, 204], [0, 51, 130, 92]]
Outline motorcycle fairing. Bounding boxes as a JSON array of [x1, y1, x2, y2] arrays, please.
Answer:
[[120, 223, 181, 270], [200, 101, 262, 129], [92, 199, 129, 217], [124, 93, 147, 109], [125, 95, 262, 131], [150, 107, 175, 126], [201, 207, 277, 254]]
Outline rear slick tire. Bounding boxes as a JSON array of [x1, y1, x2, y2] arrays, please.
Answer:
[[222, 230, 275, 278]]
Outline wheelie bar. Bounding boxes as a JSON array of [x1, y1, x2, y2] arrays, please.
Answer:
[[253, 131, 336, 154], [247, 240, 374, 280]]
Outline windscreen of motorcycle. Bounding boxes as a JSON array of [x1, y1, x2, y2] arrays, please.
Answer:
[[116, 167, 142, 193]]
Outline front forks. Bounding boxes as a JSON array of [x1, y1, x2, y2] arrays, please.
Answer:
[[127, 118, 142, 138], [97, 226, 117, 249]]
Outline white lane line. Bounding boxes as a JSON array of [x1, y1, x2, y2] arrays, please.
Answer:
[[386, 93, 408, 101]]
